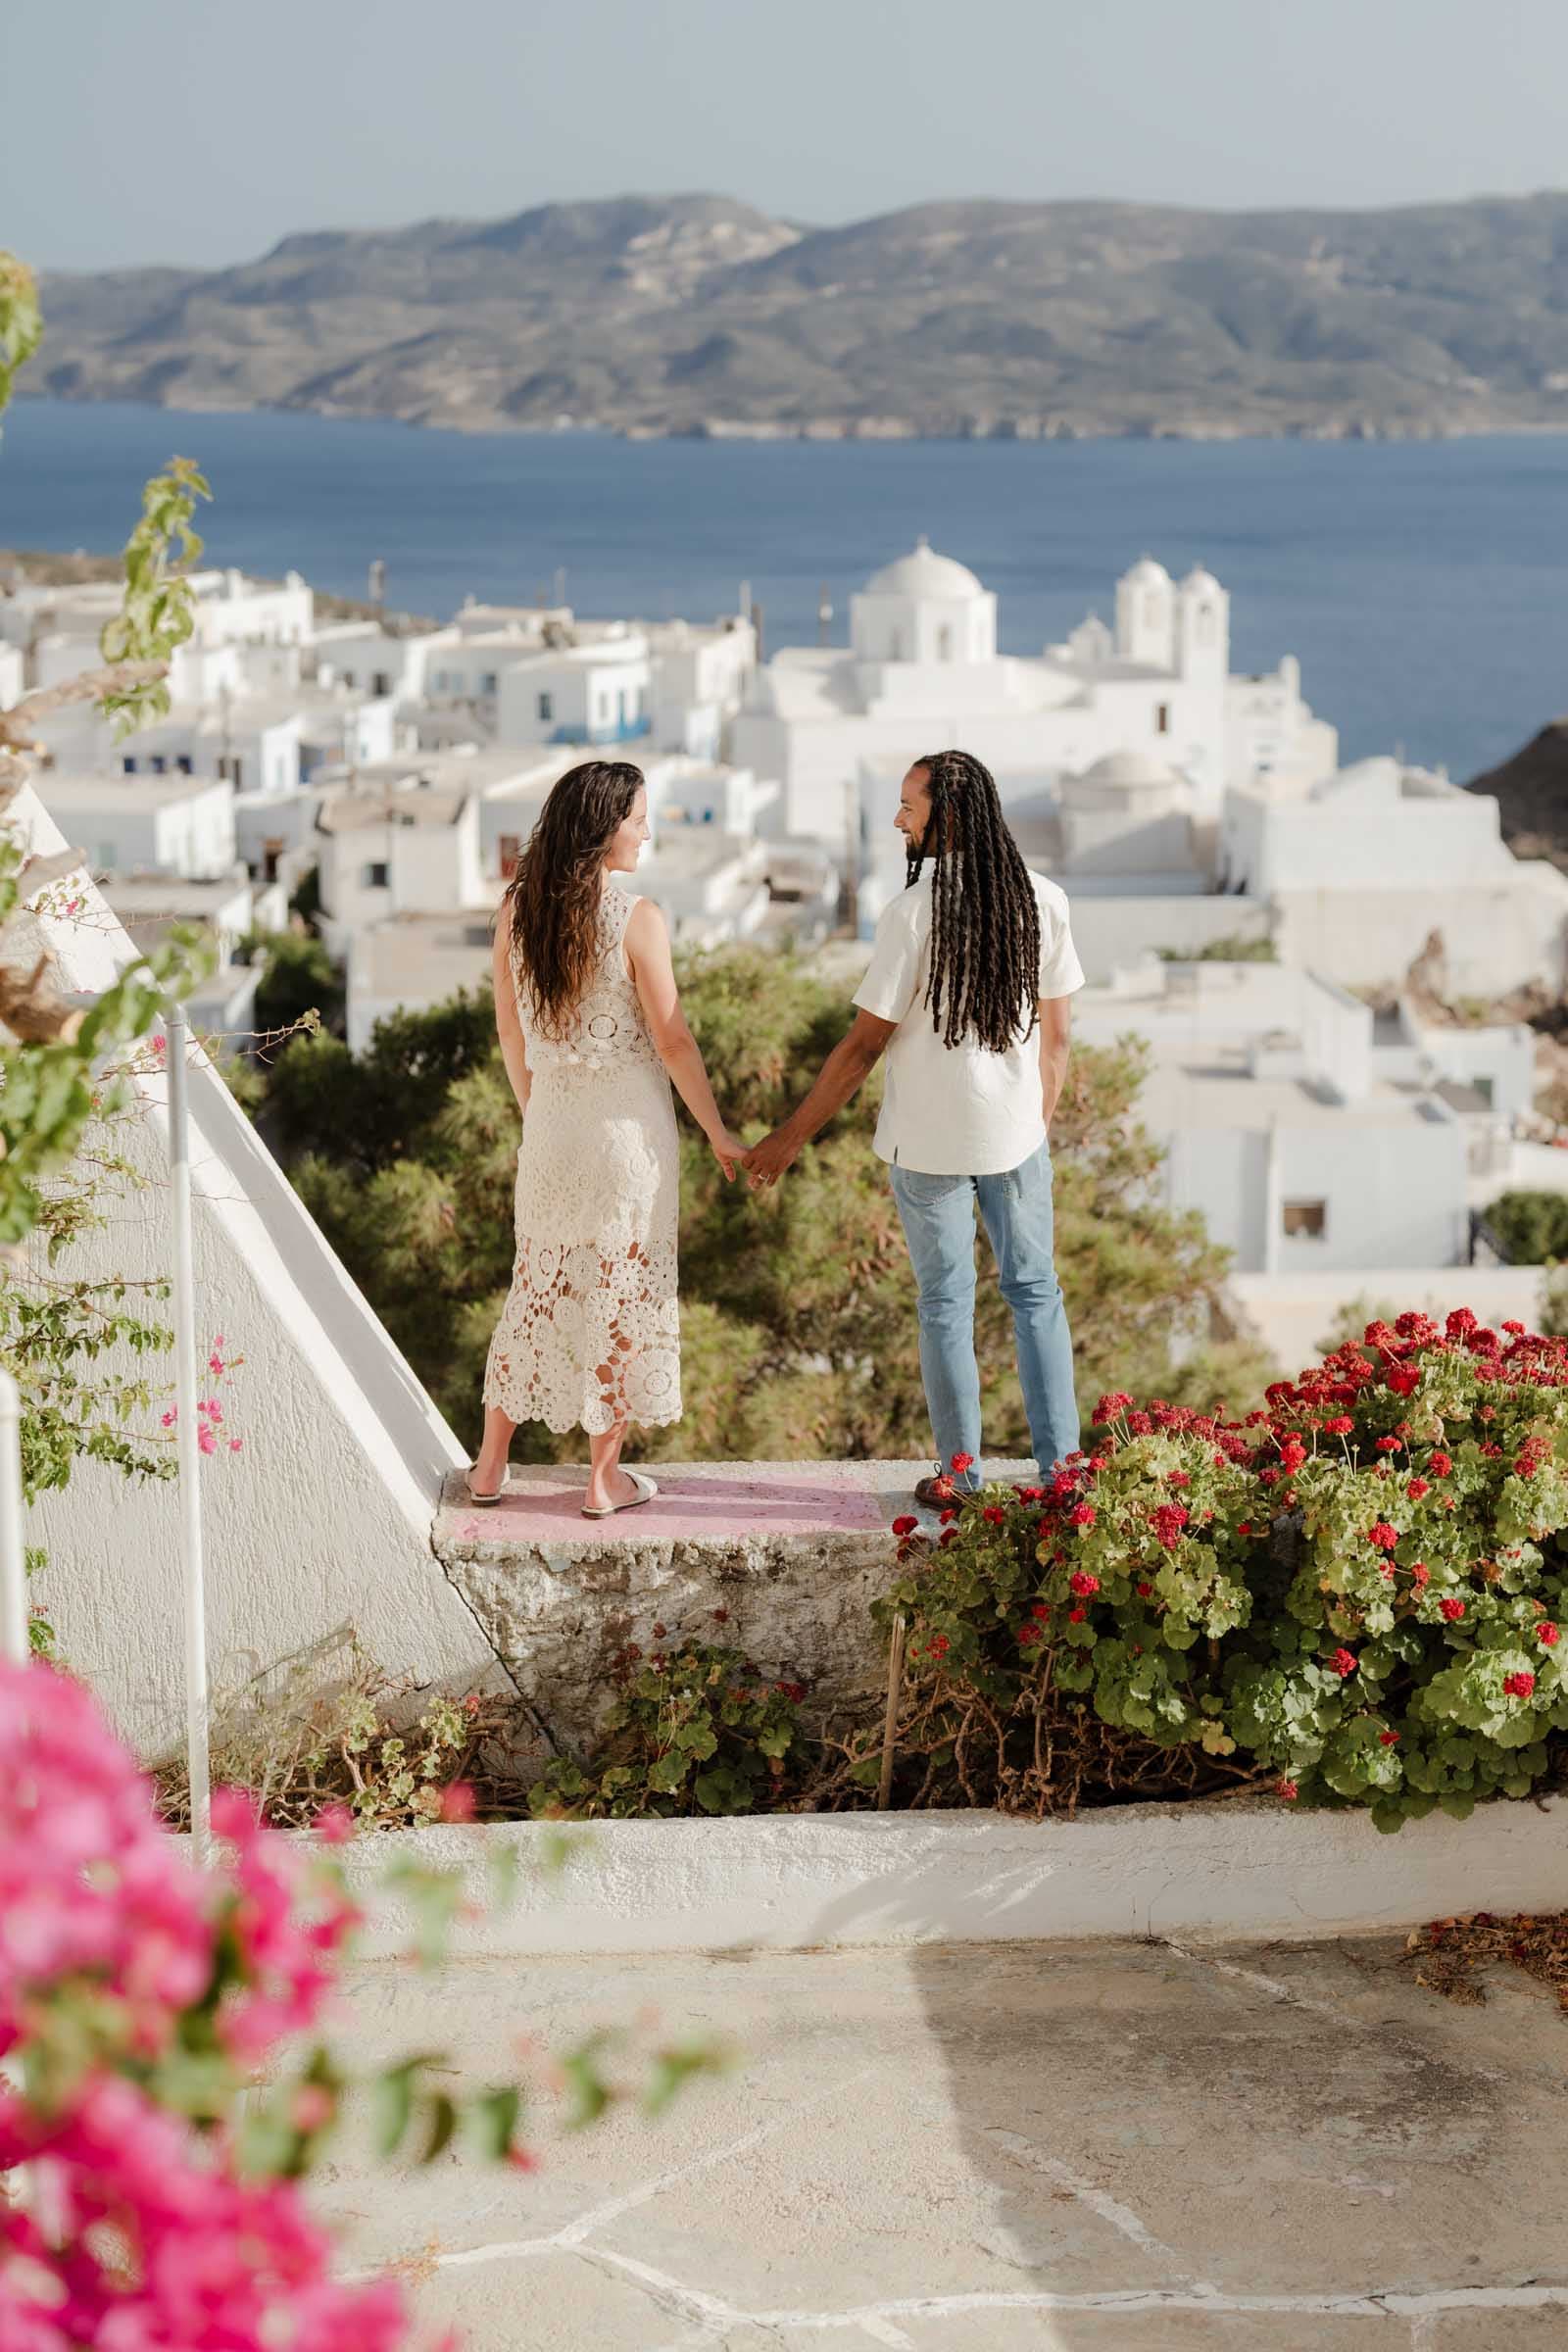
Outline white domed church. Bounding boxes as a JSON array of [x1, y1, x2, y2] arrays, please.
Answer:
[[729, 540, 1336, 926]]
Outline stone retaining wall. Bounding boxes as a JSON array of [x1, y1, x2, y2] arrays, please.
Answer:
[[433, 1457, 951, 1763]]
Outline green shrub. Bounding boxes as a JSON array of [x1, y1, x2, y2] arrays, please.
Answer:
[[875, 1309, 1568, 1831], [1482, 1191, 1568, 1264], [529, 1636, 809, 1818]]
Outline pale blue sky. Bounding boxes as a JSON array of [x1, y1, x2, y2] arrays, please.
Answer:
[[8, 0, 1568, 270]]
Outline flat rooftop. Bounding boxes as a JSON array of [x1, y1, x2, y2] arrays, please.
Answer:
[[104, 876, 251, 918], [1138, 1054, 1450, 1133], [318, 787, 468, 834], [356, 913, 494, 1002], [37, 769, 228, 813]]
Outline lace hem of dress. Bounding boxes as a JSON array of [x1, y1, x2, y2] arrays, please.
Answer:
[[482, 1236, 682, 1438]]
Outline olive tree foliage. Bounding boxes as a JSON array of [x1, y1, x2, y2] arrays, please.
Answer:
[[262, 947, 1271, 1456], [0, 254, 216, 1642]]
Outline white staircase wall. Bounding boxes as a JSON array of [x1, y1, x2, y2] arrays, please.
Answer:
[[12, 782, 492, 1755]]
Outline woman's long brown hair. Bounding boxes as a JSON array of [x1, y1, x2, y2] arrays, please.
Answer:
[[504, 760, 644, 1039]]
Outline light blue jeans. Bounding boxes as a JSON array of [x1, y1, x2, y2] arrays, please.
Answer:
[[889, 1143, 1079, 1492]]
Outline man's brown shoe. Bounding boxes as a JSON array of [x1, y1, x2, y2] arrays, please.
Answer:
[[913, 1474, 956, 1508]]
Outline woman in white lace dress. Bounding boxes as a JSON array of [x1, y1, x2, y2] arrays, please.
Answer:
[[470, 760, 747, 1516]]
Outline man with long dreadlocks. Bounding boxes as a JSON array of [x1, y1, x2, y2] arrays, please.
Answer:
[[747, 748, 1084, 1504]]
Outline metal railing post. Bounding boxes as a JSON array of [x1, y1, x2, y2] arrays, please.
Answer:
[[165, 1003, 211, 1864], [0, 1365, 26, 1665]]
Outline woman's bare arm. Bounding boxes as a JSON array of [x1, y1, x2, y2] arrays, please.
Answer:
[[492, 920, 531, 1117], [624, 897, 745, 1178]]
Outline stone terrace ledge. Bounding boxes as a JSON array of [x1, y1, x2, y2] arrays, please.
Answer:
[[433, 1458, 1029, 1763]]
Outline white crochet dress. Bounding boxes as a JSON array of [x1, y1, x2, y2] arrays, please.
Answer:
[[482, 884, 682, 1435]]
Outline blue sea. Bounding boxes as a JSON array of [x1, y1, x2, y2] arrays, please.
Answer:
[[5, 398, 1566, 781]]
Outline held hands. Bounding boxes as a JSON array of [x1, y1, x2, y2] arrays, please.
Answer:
[[745, 1125, 799, 1191], [707, 1119, 801, 1190], [709, 1126, 752, 1184]]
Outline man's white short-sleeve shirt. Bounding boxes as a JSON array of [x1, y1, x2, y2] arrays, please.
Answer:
[[852, 868, 1085, 1176]]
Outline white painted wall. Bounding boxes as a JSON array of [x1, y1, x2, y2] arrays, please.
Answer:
[[37, 779, 238, 881], [338, 1796, 1568, 1957], [10, 785, 482, 1756]]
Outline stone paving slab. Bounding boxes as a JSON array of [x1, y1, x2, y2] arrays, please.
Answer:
[[309, 1935, 1568, 2350]]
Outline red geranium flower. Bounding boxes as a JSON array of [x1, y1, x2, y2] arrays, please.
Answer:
[[983, 1505, 1006, 1526], [892, 1515, 917, 1537], [1367, 1522, 1398, 1550], [951, 1451, 975, 1473], [1379, 1730, 1400, 1746], [1537, 1622, 1560, 1646], [1277, 1779, 1299, 1801], [1331, 1648, 1358, 1678], [1429, 1452, 1452, 1476], [1503, 1670, 1537, 1698], [1068, 1569, 1100, 1596], [1439, 1597, 1465, 1622]]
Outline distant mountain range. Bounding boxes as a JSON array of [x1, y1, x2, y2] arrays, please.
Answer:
[[28, 189, 1568, 440]]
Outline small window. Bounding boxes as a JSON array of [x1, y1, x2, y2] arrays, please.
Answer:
[[149, 755, 167, 775], [175, 755, 193, 775], [342, 669, 356, 689], [122, 756, 138, 775], [1155, 703, 1171, 734], [1282, 1200, 1327, 1240], [364, 860, 390, 890], [480, 671, 499, 697], [538, 692, 553, 724], [373, 670, 391, 698], [432, 670, 448, 692]]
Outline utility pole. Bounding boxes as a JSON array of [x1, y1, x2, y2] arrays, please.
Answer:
[[368, 557, 386, 620], [750, 599, 764, 665], [817, 582, 833, 647]]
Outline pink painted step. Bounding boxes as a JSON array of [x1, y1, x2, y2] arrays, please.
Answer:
[[436, 1457, 1030, 1551]]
